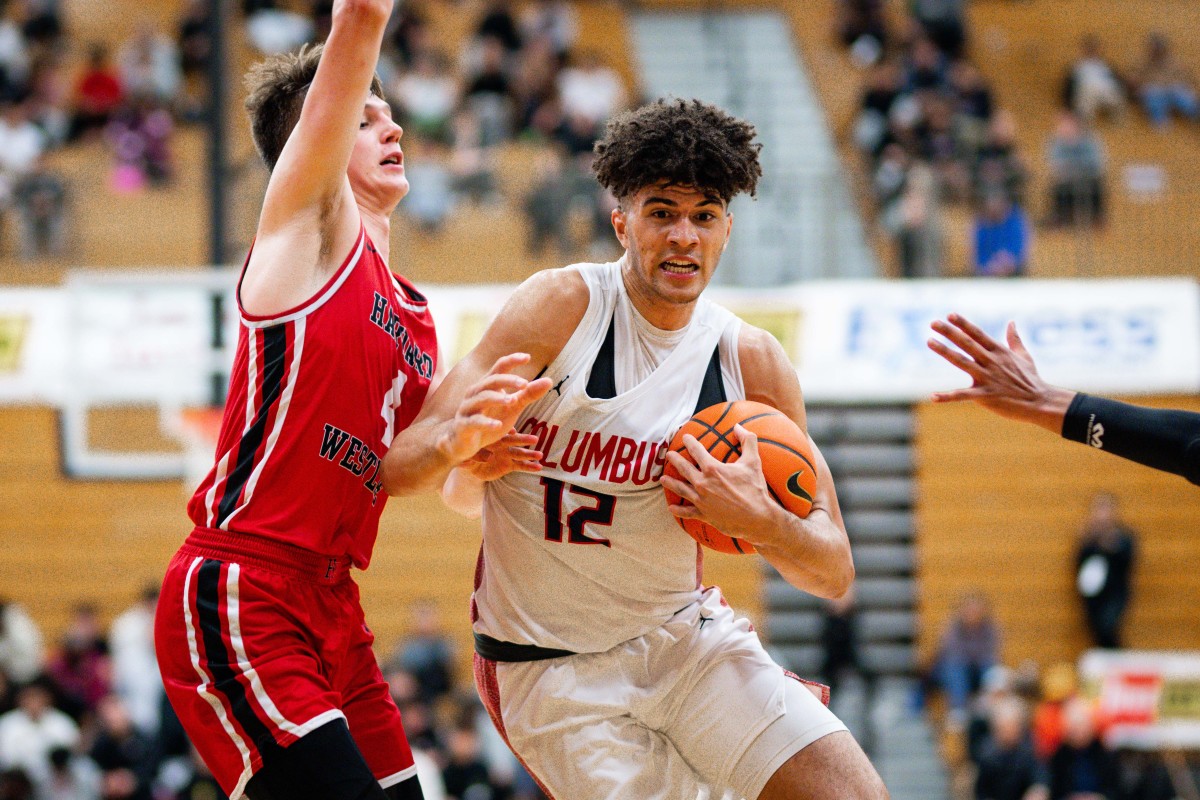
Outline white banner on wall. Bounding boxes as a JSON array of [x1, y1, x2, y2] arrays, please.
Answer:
[[0, 275, 1197, 407]]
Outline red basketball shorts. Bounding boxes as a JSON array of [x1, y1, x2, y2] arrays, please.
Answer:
[[154, 528, 416, 800]]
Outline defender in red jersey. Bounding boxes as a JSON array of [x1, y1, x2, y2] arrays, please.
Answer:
[[153, 3, 549, 799]]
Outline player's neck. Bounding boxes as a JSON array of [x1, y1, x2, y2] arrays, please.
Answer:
[[358, 206, 392, 263], [624, 280, 695, 331]]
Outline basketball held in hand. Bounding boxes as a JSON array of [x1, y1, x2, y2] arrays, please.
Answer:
[[662, 400, 818, 555]]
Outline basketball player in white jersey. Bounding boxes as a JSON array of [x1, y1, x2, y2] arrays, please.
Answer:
[[382, 99, 888, 800]]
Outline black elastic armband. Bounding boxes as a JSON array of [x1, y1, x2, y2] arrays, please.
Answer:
[[1063, 393, 1200, 485]]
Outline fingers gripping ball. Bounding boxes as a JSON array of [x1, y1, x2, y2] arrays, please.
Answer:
[[663, 400, 818, 555]]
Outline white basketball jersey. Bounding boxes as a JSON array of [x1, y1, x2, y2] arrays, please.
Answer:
[[474, 259, 745, 653]]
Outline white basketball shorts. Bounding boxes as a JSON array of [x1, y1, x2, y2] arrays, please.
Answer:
[[474, 586, 847, 800]]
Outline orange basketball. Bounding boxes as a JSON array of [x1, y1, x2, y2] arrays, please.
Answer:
[[662, 400, 818, 555]]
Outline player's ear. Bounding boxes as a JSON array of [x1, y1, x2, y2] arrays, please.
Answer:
[[722, 211, 733, 252], [612, 205, 629, 249]]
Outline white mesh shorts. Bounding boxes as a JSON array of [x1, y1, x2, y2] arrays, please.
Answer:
[[476, 586, 847, 800]]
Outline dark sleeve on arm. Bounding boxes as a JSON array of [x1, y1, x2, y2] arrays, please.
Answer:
[[1062, 393, 1200, 485]]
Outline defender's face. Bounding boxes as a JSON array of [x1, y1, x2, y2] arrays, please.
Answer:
[[347, 95, 408, 209], [612, 182, 732, 321]]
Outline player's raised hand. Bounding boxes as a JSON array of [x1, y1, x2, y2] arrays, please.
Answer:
[[661, 425, 775, 543], [459, 430, 544, 482], [438, 353, 552, 465], [927, 314, 1075, 432]]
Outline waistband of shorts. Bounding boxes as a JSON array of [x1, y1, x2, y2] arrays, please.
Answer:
[[473, 632, 577, 662], [181, 527, 353, 585]]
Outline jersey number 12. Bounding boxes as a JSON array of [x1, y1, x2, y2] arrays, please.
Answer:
[[540, 477, 615, 548]]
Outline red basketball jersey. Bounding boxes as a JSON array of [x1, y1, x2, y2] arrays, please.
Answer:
[[187, 227, 437, 568]]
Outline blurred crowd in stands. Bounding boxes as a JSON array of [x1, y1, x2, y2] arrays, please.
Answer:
[[240, 0, 626, 259], [839, 0, 1198, 277], [0, 592, 545, 800], [0, 0, 632, 263], [905, 493, 1161, 800]]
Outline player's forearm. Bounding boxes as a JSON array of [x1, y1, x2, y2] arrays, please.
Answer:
[[1062, 393, 1200, 485], [381, 423, 460, 497], [752, 507, 855, 599]]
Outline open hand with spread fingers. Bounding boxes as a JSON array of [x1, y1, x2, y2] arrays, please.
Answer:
[[437, 353, 552, 465], [927, 314, 1076, 434]]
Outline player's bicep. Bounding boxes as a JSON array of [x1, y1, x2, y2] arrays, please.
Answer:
[[410, 269, 586, 426]]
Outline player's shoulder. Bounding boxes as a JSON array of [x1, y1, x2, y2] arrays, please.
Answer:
[[736, 323, 802, 406], [509, 264, 591, 318]]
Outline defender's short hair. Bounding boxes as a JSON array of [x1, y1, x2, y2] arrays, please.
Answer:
[[592, 98, 763, 205], [243, 43, 385, 171]]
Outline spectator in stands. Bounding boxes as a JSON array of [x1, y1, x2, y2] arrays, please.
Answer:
[[966, 666, 1019, 766], [523, 144, 573, 256], [392, 600, 456, 705], [400, 136, 456, 232], [40, 745, 100, 800], [972, 109, 1027, 207], [20, 0, 62, 50], [243, 0, 312, 55], [69, 44, 123, 142], [974, 696, 1049, 800], [949, 61, 993, 153], [1046, 111, 1106, 228], [393, 49, 458, 143], [819, 584, 866, 698], [463, 36, 515, 146], [836, 0, 888, 66], [973, 190, 1030, 277], [1031, 662, 1078, 762], [109, 586, 162, 737], [511, 35, 560, 132], [556, 49, 625, 129], [1065, 36, 1126, 123], [25, 55, 69, 146], [474, 0, 521, 56], [853, 60, 904, 157], [903, 35, 949, 94], [0, 601, 42, 685], [441, 710, 498, 800], [88, 695, 155, 800], [13, 154, 66, 259], [388, 1, 429, 70], [45, 605, 110, 722], [0, 0, 30, 104], [1047, 697, 1119, 799], [932, 592, 1001, 727], [448, 106, 499, 205], [1132, 33, 1199, 128], [0, 100, 47, 192], [106, 96, 174, 190], [117, 25, 183, 110], [911, 0, 966, 58], [177, 0, 212, 77], [915, 92, 969, 200], [876, 145, 943, 278], [1075, 492, 1136, 650], [0, 679, 79, 787], [519, 0, 577, 60]]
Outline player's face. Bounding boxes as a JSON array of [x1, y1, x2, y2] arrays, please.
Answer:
[[612, 182, 732, 327], [347, 95, 408, 210]]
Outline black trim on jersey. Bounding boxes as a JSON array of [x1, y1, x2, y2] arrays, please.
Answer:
[[473, 632, 576, 662], [196, 559, 284, 760], [585, 314, 618, 400], [693, 346, 727, 413], [218, 325, 289, 525], [586, 312, 727, 408]]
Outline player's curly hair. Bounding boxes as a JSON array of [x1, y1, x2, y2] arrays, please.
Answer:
[[592, 98, 763, 205], [243, 43, 385, 171]]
